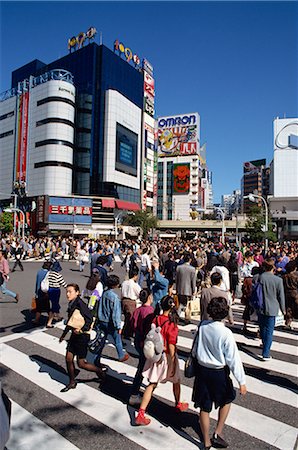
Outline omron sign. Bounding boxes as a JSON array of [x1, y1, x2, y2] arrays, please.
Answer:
[[158, 114, 197, 128]]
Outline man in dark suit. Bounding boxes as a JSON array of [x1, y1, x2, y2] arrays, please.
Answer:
[[175, 253, 196, 324]]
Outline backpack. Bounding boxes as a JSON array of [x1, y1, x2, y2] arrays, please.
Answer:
[[143, 318, 169, 363], [40, 272, 50, 293], [250, 279, 264, 311]]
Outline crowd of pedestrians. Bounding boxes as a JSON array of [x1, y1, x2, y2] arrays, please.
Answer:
[[1, 233, 298, 449]]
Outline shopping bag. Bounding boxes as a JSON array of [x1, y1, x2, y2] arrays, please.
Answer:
[[63, 254, 70, 260], [31, 296, 37, 311], [185, 296, 200, 320], [67, 309, 85, 330], [275, 310, 285, 327]]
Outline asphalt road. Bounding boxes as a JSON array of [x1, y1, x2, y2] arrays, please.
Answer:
[[1, 259, 297, 450]]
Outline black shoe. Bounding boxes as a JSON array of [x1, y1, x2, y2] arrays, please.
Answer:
[[211, 433, 228, 448], [60, 382, 77, 392]]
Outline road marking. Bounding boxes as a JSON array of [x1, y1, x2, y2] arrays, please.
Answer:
[[7, 400, 80, 450], [24, 332, 298, 409], [1, 343, 200, 450], [7, 334, 298, 450], [177, 333, 298, 357]]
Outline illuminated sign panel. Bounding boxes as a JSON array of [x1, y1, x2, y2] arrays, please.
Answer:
[[68, 27, 97, 52], [158, 113, 199, 157], [173, 163, 190, 194]]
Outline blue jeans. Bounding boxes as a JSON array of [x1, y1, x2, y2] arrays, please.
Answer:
[[258, 314, 275, 358], [0, 281, 16, 300], [138, 266, 151, 288], [94, 322, 125, 362], [48, 287, 61, 313]]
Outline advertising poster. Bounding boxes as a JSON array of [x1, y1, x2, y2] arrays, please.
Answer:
[[15, 92, 29, 183], [173, 163, 190, 194], [243, 159, 266, 174], [158, 113, 199, 157]]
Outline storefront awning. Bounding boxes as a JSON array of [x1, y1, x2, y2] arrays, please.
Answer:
[[115, 200, 140, 211], [102, 198, 115, 208]]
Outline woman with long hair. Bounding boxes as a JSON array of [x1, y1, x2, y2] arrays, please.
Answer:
[[135, 295, 188, 426]]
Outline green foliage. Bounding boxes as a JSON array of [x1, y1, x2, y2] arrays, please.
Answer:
[[245, 205, 277, 242], [123, 209, 158, 237], [0, 212, 13, 234]]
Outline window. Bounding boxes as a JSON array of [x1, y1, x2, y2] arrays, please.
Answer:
[[0, 130, 13, 139], [34, 161, 73, 169], [36, 118, 74, 127], [0, 111, 14, 121], [35, 139, 74, 149], [37, 96, 75, 107]]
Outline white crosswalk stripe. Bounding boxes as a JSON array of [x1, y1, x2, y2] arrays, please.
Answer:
[[1, 314, 297, 450]]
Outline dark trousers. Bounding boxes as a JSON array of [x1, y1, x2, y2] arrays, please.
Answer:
[[12, 260, 24, 271], [122, 298, 136, 339], [131, 340, 146, 395]]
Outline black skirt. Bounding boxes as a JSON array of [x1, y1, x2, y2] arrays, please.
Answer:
[[67, 333, 90, 359], [36, 290, 50, 313], [192, 364, 236, 413]]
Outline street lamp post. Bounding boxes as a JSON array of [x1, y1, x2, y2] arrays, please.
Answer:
[[114, 211, 135, 240], [0, 192, 18, 234], [4, 207, 25, 239], [244, 193, 268, 253], [215, 207, 225, 244]]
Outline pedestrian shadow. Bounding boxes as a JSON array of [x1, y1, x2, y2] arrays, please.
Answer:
[[239, 346, 298, 393], [127, 396, 204, 448]]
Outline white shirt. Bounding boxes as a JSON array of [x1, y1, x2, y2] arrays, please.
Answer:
[[121, 279, 141, 300], [196, 321, 246, 386], [240, 260, 259, 278], [141, 254, 151, 270], [210, 265, 230, 291]]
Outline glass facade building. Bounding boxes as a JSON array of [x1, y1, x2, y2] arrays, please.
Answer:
[[11, 42, 144, 203]]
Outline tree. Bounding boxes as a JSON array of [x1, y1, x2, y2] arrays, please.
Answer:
[[245, 205, 277, 243], [123, 210, 158, 238], [0, 212, 13, 234]]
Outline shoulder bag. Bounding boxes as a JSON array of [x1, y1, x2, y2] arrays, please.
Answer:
[[184, 325, 200, 378]]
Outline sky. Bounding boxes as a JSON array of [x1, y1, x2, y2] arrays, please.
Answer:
[[1, 1, 297, 202]]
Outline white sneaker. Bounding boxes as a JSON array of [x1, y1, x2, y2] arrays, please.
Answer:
[[262, 356, 272, 361]]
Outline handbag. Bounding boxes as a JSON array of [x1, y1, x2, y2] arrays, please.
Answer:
[[185, 296, 200, 320], [88, 328, 106, 353], [82, 255, 89, 263], [67, 308, 85, 330], [184, 326, 200, 378], [40, 272, 50, 293]]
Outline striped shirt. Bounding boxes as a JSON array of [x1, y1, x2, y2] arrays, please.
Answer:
[[48, 271, 67, 288]]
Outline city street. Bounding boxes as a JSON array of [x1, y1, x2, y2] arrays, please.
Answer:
[[0, 259, 297, 450]]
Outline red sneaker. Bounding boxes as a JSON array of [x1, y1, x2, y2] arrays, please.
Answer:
[[175, 402, 189, 412], [135, 410, 151, 426]]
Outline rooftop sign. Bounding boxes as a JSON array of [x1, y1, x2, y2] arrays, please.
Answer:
[[68, 27, 97, 52]]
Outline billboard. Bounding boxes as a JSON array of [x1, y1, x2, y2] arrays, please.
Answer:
[[158, 113, 199, 157], [48, 197, 92, 224], [115, 123, 138, 177], [173, 163, 190, 194], [15, 92, 29, 183], [243, 159, 266, 174]]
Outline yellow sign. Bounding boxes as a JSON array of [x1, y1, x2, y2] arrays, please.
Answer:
[[68, 27, 97, 51]]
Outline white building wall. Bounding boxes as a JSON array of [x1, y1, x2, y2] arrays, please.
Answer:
[[273, 118, 298, 198], [104, 90, 142, 190], [0, 97, 16, 198], [27, 80, 75, 197]]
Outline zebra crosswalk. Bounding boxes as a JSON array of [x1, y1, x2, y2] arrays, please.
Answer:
[[1, 301, 297, 450]]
